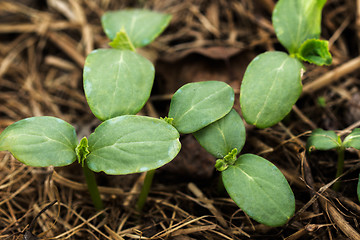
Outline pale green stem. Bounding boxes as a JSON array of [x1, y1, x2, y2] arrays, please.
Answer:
[[333, 146, 345, 191], [136, 169, 156, 211], [82, 162, 104, 210]]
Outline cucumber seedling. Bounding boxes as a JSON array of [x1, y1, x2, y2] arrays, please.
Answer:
[[0, 9, 175, 210], [163, 82, 295, 227], [240, 0, 332, 128], [138, 80, 236, 211], [307, 128, 360, 197]]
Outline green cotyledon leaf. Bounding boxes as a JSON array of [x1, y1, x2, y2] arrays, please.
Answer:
[[222, 154, 295, 227], [83, 49, 154, 121], [87, 115, 181, 175], [343, 128, 360, 150], [306, 129, 341, 152], [0, 116, 77, 167], [240, 51, 303, 128], [168, 81, 234, 134], [101, 9, 172, 48], [272, 0, 327, 54], [193, 109, 245, 159]]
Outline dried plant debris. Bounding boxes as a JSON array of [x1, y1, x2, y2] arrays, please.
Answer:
[[1, 0, 360, 239]]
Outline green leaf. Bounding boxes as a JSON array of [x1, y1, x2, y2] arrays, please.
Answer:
[[215, 148, 238, 171], [168, 81, 234, 134], [297, 39, 332, 66], [0, 116, 77, 167], [317, 96, 327, 107], [101, 9, 172, 48], [240, 51, 303, 128], [87, 115, 181, 175], [343, 128, 360, 150], [108, 28, 136, 51], [306, 129, 341, 152], [272, 0, 327, 54], [222, 148, 238, 165], [222, 154, 295, 227], [76, 137, 89, 167], [193, 109, 245, 158], [84, 49, 154, 121], [215, 159, 228, 172]]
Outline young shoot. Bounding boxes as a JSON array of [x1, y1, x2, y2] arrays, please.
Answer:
[[165, 83, 295, 226], [307, 128, 360, 195], [240, 0, 332, 128], [193, 108, 295, 227], [0, 9, 174, 211]]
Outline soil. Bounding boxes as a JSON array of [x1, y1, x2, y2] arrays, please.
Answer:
[[1, 0, 360, 239]]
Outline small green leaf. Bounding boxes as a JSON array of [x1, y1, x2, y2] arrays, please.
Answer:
[[272, 0, 327, 54], [214, 148, 238, 171], [297, 39, 332, 66], [223, 148, 238, 165], [193, 109, 245, 158], [306, 129, 341, 152], [168, 81, 234, 134], [160, 116, 174, 125], [109, 28, 136, 51], [222, 154, 295, 227], [0, 116, 77, 167], [343, 128, 360, 150], [215, 159, 228, 171], [84, 49, 154, 121], [240, 51, 303, 128], [76, 137, 89, 167], [102, 9, 172, 48], [317, 96, 327, 107], [87, 115, 181, 175]]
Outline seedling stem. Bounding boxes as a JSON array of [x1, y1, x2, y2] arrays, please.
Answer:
[[136, 169, 156, 211], [82, 162, 104, 210], [334, 146, 345, 191]]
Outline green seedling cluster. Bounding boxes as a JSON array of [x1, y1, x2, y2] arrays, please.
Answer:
[[0, 9, 175, 211], [0, 0, 335, 228], [307, 128, 360, 199], [240, 0, 332, 128], [161, 81, 295, 227], [191, 108, 295, 227]]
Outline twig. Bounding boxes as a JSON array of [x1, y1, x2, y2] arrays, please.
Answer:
[[301, 151, 321, 215], [284, 224, 325, 240], [292, 105, 317, 129], [188, 182, 228, 228], [319, 197, 360, 240], [52, 171, 125, 196], [47, 32, 85, 67], [302, 56, 360, 94]]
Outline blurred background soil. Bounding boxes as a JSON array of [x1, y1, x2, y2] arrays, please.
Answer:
[[0, 0, 360, 239]]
